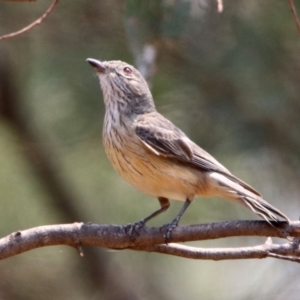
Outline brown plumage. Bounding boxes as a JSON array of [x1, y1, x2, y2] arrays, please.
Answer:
[[87, 58, 290, 239]]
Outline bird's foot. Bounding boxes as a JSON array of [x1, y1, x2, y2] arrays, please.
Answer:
[[161, 217, 180, 243], [124, 219, 146, 242]]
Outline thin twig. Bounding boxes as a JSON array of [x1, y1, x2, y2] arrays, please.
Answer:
[[0, 0, 59, 41], [288, 0, 300, 35], [132, 235, 300, 262], [134, 241, 300, 261], [134, 243, 269, 260], [268, 253, 300, 263], [3, 1, 37, 2]]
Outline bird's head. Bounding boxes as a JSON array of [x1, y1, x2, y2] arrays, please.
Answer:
[[87, 59, 155, 114]]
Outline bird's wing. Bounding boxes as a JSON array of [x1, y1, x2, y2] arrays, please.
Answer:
[[135, 112, 261, 197]]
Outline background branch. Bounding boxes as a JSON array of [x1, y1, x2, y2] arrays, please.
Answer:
[[0, 0, 58, 41], [288, 0, 300, 34]]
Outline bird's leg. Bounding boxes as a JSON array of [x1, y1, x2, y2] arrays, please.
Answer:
[[143, 197, 170, 224], [162, 198, 192, 242], [126, 197, 170, 240]]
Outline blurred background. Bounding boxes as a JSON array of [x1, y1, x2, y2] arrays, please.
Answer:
[[0, 0, 299, 299]]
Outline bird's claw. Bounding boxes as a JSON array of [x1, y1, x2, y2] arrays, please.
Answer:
[[125, 219, 146, 242], [160, 218, 179, 243]]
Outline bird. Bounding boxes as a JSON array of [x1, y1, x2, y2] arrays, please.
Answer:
[[86, 58, 289, 239]]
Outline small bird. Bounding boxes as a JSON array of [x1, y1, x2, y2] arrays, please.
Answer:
[[87, 58, 289, 239]]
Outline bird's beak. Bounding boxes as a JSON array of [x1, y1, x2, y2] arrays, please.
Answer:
[[86, 58, 106, 73]]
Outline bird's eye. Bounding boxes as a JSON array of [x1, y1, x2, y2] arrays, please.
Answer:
[[123, 67, 132, 75]]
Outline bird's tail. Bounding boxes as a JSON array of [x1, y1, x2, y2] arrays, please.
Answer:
[[241, 195, 289, 223], [208, 172, 290, 223]]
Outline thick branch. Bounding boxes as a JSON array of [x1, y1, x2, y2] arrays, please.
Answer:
[[0, 220, 299, 261]]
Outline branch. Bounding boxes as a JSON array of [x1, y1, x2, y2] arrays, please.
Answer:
[[1, 220, 299, 262], [288, 0, 300, 35], [0, 0, 59, 41], [136, 240, 300, 262]]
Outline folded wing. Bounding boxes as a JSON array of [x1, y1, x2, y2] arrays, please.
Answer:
[[135, 112, 261, 197]]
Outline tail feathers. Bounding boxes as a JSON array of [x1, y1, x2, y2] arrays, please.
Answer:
[[208, 172, 290, 223], [242, 196, 290, 224]]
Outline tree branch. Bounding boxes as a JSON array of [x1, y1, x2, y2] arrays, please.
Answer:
[[0, 0, 59, 41], [1, 220, 299, 262], [288, 0, 300, 35], [136, 240, 300, 262]]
